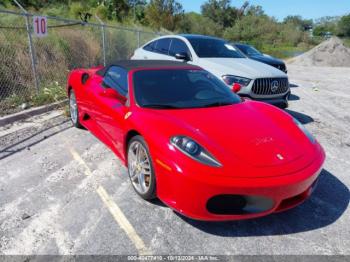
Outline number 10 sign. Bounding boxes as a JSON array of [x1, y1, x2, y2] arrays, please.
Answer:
[[33, 16, 48, 37]]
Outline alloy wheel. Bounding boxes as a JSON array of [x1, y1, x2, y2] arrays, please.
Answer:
[[69, 91, 78, 124], [128, 141, 152, 194]]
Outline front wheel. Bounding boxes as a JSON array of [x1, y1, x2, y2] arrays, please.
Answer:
[[127, 136, 156, 200]]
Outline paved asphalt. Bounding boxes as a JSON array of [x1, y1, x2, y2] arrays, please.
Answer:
[[0, 65, 349, 256]]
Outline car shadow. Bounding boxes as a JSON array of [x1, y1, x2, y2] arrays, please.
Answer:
[[0, 116, 71, 160], [290, 83, 299, 88], [285, 109, 314, 124], [149, 198, 167, 207], [175, 169, 349, 236], [288, 93, 300, 101]]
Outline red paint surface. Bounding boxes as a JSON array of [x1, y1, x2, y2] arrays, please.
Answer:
[[67, 65, 325, 221]]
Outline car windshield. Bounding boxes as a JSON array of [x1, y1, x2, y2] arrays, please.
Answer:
[[187, 38, 245, 58], [236, 44, 262, 56], [133, 69, 241, 109]]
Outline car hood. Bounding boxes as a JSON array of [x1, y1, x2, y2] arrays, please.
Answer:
[[139, 101, 317, 178], [196, 58, 287, 79], [249, 54, 285, 65]]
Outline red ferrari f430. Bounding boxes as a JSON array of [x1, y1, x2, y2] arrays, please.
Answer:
[[67, 60, 325, 221]]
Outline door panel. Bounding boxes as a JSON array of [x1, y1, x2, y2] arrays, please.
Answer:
[[88, 66, 129, 158], [83, 74, 103, 122], [94, 93, 127, 158]]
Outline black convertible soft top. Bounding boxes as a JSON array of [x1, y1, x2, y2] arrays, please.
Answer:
[[96, 60, 201, 76]]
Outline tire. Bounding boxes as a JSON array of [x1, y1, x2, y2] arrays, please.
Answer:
[[69, 89, 83, 129], [127, 136, 156, 200], [279, 100, 289, 109]]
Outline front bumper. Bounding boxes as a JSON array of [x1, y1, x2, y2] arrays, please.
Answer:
[[242, 91, 290, 109], [154, 144, 325, 221]]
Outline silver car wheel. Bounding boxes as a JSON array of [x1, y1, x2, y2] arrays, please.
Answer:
[[69, 91, 78, 124], [128, 141, 152, 194]]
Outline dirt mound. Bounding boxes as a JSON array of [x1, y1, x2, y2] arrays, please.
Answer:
[[289, 37, 350, 67]]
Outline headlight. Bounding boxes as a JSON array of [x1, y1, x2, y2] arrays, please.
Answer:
[[293, 118, 316, 143], [170, 136, 222, 167], [222, 75, 251, 87]]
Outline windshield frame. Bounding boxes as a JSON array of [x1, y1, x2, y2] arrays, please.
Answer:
[[131, 68, 242, 110]]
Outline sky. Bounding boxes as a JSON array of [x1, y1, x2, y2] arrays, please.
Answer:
[[177, 0, 350, 21]]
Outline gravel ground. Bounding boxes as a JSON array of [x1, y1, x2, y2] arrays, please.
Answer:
[[0, 65, 349, 256], [289, 37, 350, 67]]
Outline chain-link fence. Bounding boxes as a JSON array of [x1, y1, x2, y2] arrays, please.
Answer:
[[0, 9, 161, 116]]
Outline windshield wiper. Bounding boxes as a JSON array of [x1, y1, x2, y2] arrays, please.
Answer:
[[202, 102, 233, 108], [142, 104, 180, 109]]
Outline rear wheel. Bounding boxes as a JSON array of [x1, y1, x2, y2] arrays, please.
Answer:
[[127, 136, 156, 200], [69, 90, 83, 128]]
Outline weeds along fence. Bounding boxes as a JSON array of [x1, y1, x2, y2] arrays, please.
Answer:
[[0, 9, 161, 116]]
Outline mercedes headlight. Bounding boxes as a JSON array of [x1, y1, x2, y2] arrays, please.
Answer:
[[170, 136, 222, 167], [222, 75, 251, 87], [293, 118, 316, 143]]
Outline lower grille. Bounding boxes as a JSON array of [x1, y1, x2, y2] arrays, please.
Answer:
[[252, 78, 289, 96], [206, 194, 274, 215]]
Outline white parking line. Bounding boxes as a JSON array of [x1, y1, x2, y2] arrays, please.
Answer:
[[69, 148, 92, 176]]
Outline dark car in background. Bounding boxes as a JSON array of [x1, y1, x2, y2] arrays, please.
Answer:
[[233, 43, 287, 73]]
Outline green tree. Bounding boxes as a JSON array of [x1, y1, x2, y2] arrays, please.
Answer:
[[338, 14, 350, 37], [96, 4, 109, 20], [0, 0, 11, 7], [12, 0, 80, 10], [145, 0, 184, 31], [178, 12, 222, 36], [200, 0, 239, 28], [313, 16, 339, 36], [69, 2, 89, 19], [283, 15, 313, 31], [245, 5, 265, 17], [101, 0, 130, 21], [313, 25, 331, 36], [223, 14, 270, 47], [128, 0, 147, 23]]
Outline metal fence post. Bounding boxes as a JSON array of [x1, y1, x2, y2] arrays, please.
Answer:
[[96, 15, 106, 66], [13, 0, 39, 94]]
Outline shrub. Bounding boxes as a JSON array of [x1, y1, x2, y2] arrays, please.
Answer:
[[338, 14, 350, 37], [96, 5, 109, 20], [31, 81, 66, 106], [69, 2, 89, 19]]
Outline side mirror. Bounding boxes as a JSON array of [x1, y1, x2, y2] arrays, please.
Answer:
[[100, 83, 127, 104], [81, 73, 90, 85], [175, 52, 190, 61]]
